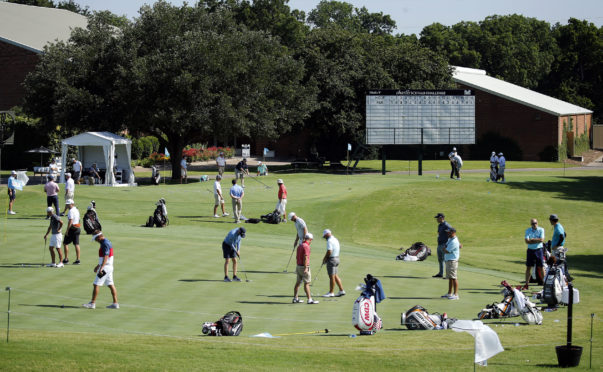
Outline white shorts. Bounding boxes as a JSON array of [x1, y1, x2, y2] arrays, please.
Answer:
[[214, 194, 224, 205], [275, 199, 287, 214], [49, 233, 63, 248], [93, 266, 114, 286], [65, 191, 74, 201]]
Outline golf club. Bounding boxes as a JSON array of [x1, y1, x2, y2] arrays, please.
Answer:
[[310, 262, 324, 287], [41, 237, 47, 267], [273, 328, 329, 336], [236, 253, 251, 282], [249, 175, 271, 189], [283, 244, 296, 273]]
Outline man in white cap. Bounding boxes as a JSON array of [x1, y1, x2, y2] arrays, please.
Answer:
[[448, 147, 458, 179], [289, 212, 307, 249], [83, 231, 119, 309], [497, 152, 506, 182], [216, 152, 226, 176], [72, 158, 82, 184], [62, 199, 81, 265], [60, 172, 75, 216], [293, 233, 318, 304], [7, 170, 17, 214], [489, 151, 498, 181], [276, 179, 287, 222], [257, 161, 268, 176], [321, 229, 345, 297], [44, 206, 64, 267], [213, 174, 229, 218]]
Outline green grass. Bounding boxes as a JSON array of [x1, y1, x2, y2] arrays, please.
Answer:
[[346, 159, 580, 172], [1, 169, 602, 370]]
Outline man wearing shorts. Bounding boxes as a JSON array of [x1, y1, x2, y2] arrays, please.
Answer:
[[222, 227, 246, 282], [442, 227, 460, 300], [7, 170, 17, 214], [44, 207, 64, 267], [234, 158, 249, 187], [289, 212, 308, 249], [62, 199, 81, 265], [83, 231, 119, 309], [44, 175, 60, 218], [523, 218, 545, 290], [293, 233, 318, 304], [276, 179, 287, 222], [321, 229, 345, 298], [213, 175, 229, 218], [60, 173, 74, 216]]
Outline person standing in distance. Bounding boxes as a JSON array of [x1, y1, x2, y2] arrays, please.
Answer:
[[523, 218, 545, 290], [44, 175, 60, 219], [213, 175, 229, 218], [489, 151, 498, 182], [234, 158, 249, 188], [289, 212, 308, 249], [433, 213, 452, 278], [72, 158, 82, 184], [276, 179, 287, 222], [497, 152, 506, 183], [442, 227, 460, 300], [222, 227, 246, 282], [62, 199, 81, 264], [321, 229, 345, 297], [448, 147, 457, 179], [453, 152, 463, 180], [7, 170, 17, 214], [44, 206, 64, 267], [216, 152, 226, 177], [293, 233, 319, 304], [549, 214, 566, 258], [180, 156, 188, 184], [60, 173, 74, 216], [229, 179, 244, 223], [83, 231, 119, 309]]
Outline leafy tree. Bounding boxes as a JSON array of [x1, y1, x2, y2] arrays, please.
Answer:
[[307, 0, 396, 35]]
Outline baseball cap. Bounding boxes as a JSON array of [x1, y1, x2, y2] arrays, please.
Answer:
[[434, 213, 445, 219], [65, 172, 71, 177], [288, 212, 296, 220], [11, 170, 17, 175], [239, 227, 246, 237], [258, 161, 262, 164], [305, 233, 314, 240], [277, 179, 283, 184], [549, 214, 559, 221], [47, 207, 54, 213], [92, 231, 103, 241], [491, 151, 495, 155], [322, 229, 331, 237], [446, 227, 456, 233], [452, 147, 457, 151], [498, 152, 503, 156], [65, 199, 74, 205]]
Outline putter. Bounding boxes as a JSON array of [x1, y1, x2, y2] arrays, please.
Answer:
[[41, 237, 47, 267], [283, 244, 296, 273], [310, 262, 324, 287], [236, 253, 251, 282], [273, 328, 329, 336], [249, 175, 271, 189]]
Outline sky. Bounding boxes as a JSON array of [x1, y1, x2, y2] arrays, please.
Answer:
[[77, 0, 603, 36]]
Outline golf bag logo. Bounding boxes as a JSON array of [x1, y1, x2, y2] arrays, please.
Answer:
[[362, 301, 371, 326], [353, 296, 375, 331]]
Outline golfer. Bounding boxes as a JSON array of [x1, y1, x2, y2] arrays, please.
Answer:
[[448, 147, 457, 179], [234, 158, 249, 187], [549, 214, 566, 257], [497, 152, 506, 182], [44, 175, 60, 219], [216, 152, 226, 176], [293, 233, 319, 304], [523, 218, 545, 290], [276, 179, 287, 222], [44, 207, 64, 267], [7, 170, 17, 214], [62, 199, 81, 265], [213, 175, 229, 218], [289, 212, 308, 249], [441, 227, 460, 300], [72, 158, 82, 184], [489, 152, 498, 181], [230, 179, 244, 223], [433, 213, 452, 278], [180, 156, 188, 184], [222, 227, 245, 282], [83, 231, 119, 309], [60, 172, 74, 216], [321, 229, 345, 297]]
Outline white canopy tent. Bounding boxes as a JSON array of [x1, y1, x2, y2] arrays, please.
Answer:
[[60, 132, 136, 186]]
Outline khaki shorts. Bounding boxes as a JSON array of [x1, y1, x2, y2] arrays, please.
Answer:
[[296, 265, 311, 284], [446, 260, 458, 279], [214, 194, 224, 206], [65, 191, 74, 201], [49, 233, 63, 248]]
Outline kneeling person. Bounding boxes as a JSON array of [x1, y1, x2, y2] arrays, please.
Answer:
[[83, 231, 119, 309]]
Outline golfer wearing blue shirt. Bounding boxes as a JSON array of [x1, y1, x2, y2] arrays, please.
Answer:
[[442, 227, 460, 300], [230, 179, 244, 223], [7, 170, 17, 214], [523, 218, 545, 290], [222, 227, 246, 282], [550, 214, 565, 256]]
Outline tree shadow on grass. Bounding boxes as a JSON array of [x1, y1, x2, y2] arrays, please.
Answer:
[[567, 254, 603, 275], [505, 176, 603, 203]]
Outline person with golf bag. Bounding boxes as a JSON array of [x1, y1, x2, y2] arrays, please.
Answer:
[[83, 231, 119, 309], [433, 213, 452, 278], [293, 233, 318, 304], [321, 229, 345, 297], [44, 207, 64, 267], [523, 218, 545, 290], [222, 227, 246, 282], [213, 175, 229, 218], [62, 199, 81, 265]]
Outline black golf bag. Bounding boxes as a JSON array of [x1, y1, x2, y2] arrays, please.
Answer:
[[396, 242, 431, 261], [145, 199, 168, 227], [83, 208, 101, 235], [542, 262, 565, 307], [260, 211, 281, 224], [401, 305, 455, 330], [478, 281, 542, 325], [352, 274, 385, 335], [202, 311, 243, 336]]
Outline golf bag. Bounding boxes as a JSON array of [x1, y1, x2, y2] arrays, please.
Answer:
[[401, 305, 455, 330], [530, 241, 551, 284], [489, 165, 498, 181], [478, 281, 542, 325], [352, 274, 385, 335], [151, 166, 160, 185], [541, 263, 565, 307], [83, 208, 102, 235], [202, 311, 243, 336], [245, 218, 261, 224], [260, 211, 281, 224], [145, 198, 168, 227], [396, 242, 431, 261]]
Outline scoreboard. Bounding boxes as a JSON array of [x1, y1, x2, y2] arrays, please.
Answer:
[[366, 90, 475, 145]]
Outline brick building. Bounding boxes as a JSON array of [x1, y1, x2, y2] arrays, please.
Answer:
[[453, 66, 593, 160], [0, 2, 87, 110]]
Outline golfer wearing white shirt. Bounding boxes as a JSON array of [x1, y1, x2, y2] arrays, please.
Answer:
[[321, 229, 345, 297]]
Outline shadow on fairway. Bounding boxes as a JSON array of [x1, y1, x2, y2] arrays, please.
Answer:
[[382, 275, 429, 279], [20, 304, 80, 309], [567, 254, 603, 275], [388, 296, 441, 300], [505, 176, 603, 203], [237, 301, 290, 305], [0, 263, 43, 268], [244, 270, 282, 274], [4, 216, 42, 220], [463, 288, 503, 294], [178, 279, 229, 282]]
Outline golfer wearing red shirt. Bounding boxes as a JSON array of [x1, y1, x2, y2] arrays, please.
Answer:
[[293, 233, 319, 304], [276, 179, 287, 222]]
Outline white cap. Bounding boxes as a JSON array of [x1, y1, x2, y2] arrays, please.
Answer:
[[491, 151, 495, 155], [304, 233, 313, 240], [288, 212, 296, 220], [65, 199, 74, 205], [258, 161, 262, 164], [452, 147, 457, 151], [277, 179, 283, 184], [11, 170, 17, 175], [499, 152, 503, 156], [322, 229, 331, 237], [92, 232, 103, 241], [65, 172, 71, 177], [47, 207, 54, 213]]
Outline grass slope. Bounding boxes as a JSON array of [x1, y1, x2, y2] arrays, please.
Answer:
[[1, 169, 602, 370]]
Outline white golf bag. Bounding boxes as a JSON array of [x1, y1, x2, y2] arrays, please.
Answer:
[[401, 305, 453, 330], [352, 295, 382, 335]]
